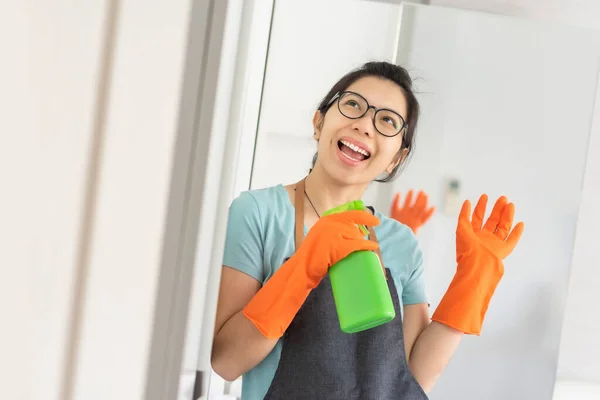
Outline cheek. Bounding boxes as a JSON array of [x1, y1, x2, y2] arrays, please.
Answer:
[[317, 124, 339, 148], [321, 113, 350, 137], [316, 129, 336, 154], [375, 140, 403, 163]]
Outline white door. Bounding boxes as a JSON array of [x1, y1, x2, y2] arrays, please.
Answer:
[[3, 1, 246, 400]]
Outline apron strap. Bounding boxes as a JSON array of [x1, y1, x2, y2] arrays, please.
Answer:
[[367, 226, 386, 278], [293, 178, 387, 277], [294, 179, 305, 249]]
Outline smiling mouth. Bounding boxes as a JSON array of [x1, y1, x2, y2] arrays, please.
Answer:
[[338, 140, 371, 162]]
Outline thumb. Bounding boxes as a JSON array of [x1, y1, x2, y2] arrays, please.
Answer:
[[505, 221, 525, 253], [422, 206, 435, 223], [404, 189, 414, 208]]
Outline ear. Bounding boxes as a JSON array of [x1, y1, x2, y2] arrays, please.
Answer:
[[312, 111, 323, 141], [386, 148, 409, 174]]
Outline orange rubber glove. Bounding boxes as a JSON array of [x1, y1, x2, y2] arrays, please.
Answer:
[[390, 189, 435, 234], [431, 194, 524, 335], [243, 210, 380, 339]]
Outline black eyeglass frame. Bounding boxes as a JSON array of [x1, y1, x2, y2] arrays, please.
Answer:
[[321, 91, 408, 138]]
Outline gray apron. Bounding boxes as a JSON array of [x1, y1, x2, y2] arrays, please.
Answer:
[[264, 179, 429, 400]]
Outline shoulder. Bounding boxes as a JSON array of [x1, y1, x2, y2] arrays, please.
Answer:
[[227, 185, 294, 237], [373, 210, 423, 271], [223, 185, 291, 281], [229, 185, 288, 216], [373, 210, 418, 248], [225, 185, 295, 282]]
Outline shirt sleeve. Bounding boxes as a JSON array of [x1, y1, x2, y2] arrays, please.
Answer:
[[401, 240, 429, 306], [222, 191, 265, 282]]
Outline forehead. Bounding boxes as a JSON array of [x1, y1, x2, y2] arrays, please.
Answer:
[[345, 76, 408, 116]]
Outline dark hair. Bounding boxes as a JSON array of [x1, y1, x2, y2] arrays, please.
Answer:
[[311, 61, 420, 182]]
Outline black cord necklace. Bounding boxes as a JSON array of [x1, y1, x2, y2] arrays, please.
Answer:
[[304, 190, 320, 218]]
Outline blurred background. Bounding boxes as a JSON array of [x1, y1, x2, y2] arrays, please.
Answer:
[[3, 1, 600, 399]]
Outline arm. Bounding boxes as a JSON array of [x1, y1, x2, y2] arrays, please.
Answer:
[[212, 191, 380, 381], [403, 304, 463, 393], [404, 195, 524, 392], [211, 266, 278, 381], [396, 226, 452, 392], [211, 192, 275, 381]]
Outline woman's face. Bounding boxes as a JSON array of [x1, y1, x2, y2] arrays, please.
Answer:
[[313, 76, 408, 185]]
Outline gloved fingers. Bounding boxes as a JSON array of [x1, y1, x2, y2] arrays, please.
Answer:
[[483, 196, 507, 233], [471, 194, 488, 232], [331, 209, 381, 227], [505, 221, 525, 254], [495, 202, 514, 240], [415, 190, 427, 211], [334, 239, 380, 259], [422, 206, 435, 224]]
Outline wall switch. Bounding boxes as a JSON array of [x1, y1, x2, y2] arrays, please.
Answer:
[[443, 178, 461, 216]]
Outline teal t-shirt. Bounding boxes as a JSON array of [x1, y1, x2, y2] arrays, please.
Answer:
[[222, 185, 428, 400]]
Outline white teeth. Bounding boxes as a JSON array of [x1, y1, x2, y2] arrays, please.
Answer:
[[340, 140, 370, 157], [341, 151, 361, 162]]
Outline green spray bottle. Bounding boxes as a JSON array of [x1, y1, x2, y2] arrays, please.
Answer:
[[322, 200, 396, 333]]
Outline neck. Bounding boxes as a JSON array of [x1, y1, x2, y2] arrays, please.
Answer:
[[303, 164, 369, 216]]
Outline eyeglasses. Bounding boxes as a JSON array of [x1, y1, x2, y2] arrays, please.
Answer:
[[323, 91, 407, 138]]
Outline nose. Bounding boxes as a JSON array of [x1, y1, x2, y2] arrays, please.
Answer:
[[351, 107, 377, 137]]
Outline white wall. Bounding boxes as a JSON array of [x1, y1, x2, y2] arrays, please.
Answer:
[[2, 2, 229, 400], [388, 5, 600, 399], [428, 0, 600, 389], [0, 15, 32, 395], [1, 3, 52, 399], [6, 3, 110, 400], [553, 380, 600, 400], [69, 1, 235, 398]]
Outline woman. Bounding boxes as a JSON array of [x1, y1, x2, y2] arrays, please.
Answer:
[[211, 61, 524, 399]]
